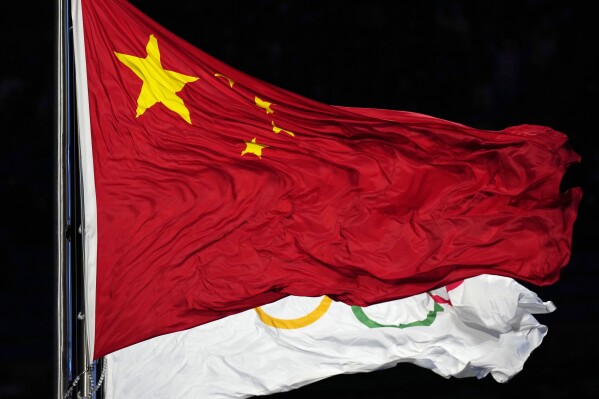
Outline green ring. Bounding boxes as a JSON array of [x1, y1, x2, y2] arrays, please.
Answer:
[[351, 302, 444, 329]]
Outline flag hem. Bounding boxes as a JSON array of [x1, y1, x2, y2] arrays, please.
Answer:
[[72, 0, 98, 359]]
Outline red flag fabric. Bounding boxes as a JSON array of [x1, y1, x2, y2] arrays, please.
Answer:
[[73, 0, 581, 358]]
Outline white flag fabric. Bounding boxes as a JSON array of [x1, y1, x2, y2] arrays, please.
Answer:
[[104, 275, 555, 398]]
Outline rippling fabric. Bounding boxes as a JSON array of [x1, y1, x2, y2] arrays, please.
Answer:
[[74, 0, 581, 358], [104, 275, 556, 398]]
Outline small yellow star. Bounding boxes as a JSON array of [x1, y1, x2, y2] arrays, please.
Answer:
[[214, 73, 235, 88], [272, 121, 295, 137], [255, 96, 274, 114], [241, 138, 269, 158], [115, 35, 199, 124]]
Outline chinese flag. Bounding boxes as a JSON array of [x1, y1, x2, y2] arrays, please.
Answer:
[[73, 0, 581, 358]]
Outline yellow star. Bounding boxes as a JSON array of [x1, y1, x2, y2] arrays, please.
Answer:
[[115, 35, 199, 124], [241, 138, 269, 158], [214, 73, 235, 88], [272, 121, 295, 137], [255, 96, 274, 114]]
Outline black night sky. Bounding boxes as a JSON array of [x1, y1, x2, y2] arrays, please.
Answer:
[[1, 1, 598, 398]]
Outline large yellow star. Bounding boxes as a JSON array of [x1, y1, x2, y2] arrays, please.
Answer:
[[115, 35, 199, 124]]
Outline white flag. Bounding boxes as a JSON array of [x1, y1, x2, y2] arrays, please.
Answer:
[[104, 275, 555, 398]]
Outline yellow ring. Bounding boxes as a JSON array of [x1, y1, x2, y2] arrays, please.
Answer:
[[255, 296, 333, 329]]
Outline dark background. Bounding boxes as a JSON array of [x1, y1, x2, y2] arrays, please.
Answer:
[[1, 0, 597, 398]]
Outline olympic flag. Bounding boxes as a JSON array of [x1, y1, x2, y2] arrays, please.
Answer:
[[72, 0, 581, 359], [104, 275, 555, 398]]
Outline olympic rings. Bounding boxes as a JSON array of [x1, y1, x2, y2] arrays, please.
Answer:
[[255, 293, 446, 330], [255, 296, 333, 329]]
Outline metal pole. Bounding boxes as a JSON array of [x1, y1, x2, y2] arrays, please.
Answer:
[[57, 1, 102, 396], [72, 76, 91, 399], [54, 0, 70, 397]]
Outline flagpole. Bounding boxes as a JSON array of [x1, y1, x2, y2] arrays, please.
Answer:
[[57, 0, 104, 396], [72, 47, 93, 397], [56, 0, 97, 397], [54, 0, 70, 397]]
